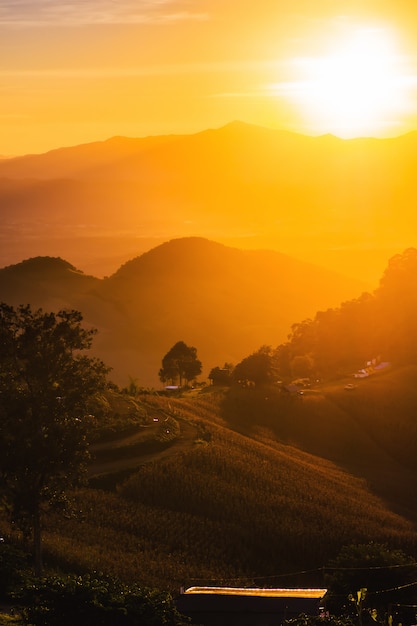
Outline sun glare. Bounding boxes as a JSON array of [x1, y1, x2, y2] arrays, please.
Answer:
[[273, 27, 412, 137]]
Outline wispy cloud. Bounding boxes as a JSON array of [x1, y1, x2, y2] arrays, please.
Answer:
[[0, 59, 282, 79], [0, 0, 208, 27]]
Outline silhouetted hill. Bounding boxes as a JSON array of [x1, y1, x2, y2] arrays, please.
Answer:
[[0, 256, 99, 311], [261, 247, 417, 387], [0, 238, 367, 387], [1, 122, 416, 282], [0, 133, 180, 179]]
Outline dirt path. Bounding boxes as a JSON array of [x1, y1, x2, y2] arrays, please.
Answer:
[[88, 418, 199, 477]]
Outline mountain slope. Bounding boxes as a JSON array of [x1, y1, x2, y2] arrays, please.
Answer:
[[42, 390, 417, 591], [0, 238, 368, 387], [1, 122, 417, 282], [0, 256, 99, 311], [220, 368, 417, 524]]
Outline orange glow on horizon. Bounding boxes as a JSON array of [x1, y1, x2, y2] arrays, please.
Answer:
[[2, 3, 417, 155]]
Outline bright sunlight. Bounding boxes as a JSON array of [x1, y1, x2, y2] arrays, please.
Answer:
[[272, 27, 413, 137]]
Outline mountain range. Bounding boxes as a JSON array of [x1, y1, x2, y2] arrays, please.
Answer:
[[0, 237, 368, 387], [1, 121, 417, 283]]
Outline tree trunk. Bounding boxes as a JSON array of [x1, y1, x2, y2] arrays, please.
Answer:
[[33, 504, 43, 577]]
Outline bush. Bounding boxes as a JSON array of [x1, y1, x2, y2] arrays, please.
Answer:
[[15, 573, 189, 626], [0, 541, 29, 600], [284, 616, 355, 626]]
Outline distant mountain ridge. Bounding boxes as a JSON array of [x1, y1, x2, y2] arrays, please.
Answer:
[[0, 237, 368, 387], [1, 121, 416, 283]]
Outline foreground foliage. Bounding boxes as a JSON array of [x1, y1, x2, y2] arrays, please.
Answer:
[[325, 542, 417, 619], [14, 573, 188, 626], [284, 617, 355, 626], [0, 304, 109, 576]]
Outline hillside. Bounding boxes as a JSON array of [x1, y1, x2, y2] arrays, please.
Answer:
[[1, 122, 416, 282], [220, 366, 417, 523], [0, 238, 367, 387], [0, 256, 99, 311], [33, 380, 417, 592]]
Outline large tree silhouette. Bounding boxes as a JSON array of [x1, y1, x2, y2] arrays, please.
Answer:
[[233, 346, 275, 386], [0, 304, 109, 575], [159, 341, 202, 387]]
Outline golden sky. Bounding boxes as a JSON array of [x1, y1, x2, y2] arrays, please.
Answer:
[[2, 0, 417, 155]]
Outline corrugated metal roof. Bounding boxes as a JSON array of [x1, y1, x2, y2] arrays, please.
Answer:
[[183, 587, 327, 598]]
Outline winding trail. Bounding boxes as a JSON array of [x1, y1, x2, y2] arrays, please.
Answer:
[[88, 417, 199, 478]]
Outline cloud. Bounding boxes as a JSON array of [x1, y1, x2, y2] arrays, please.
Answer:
[[0, 0, 208, 27], [0, 59, 283, 80]]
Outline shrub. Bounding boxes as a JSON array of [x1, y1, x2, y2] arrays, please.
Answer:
[[284, 616, 355, 626], [0, 541, 29, 600], [15, 573, 189, 626]]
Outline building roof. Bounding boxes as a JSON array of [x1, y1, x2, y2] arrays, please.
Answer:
[[183, 587, 327, 598]]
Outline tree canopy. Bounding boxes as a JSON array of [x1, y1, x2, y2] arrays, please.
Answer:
[[208, 363, 234, 386], [325, 542, 417, 621], [0, 304, 109, 575], [159, 341, 202, 387], [233, 346, 276, 386], [255, 248, 417, 382]]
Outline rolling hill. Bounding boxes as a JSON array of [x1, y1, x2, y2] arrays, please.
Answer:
[[1, 122, 417, 282], [37, 379, 417, 592], [0, 237, 368, 388], [1, 246, 417, 592]]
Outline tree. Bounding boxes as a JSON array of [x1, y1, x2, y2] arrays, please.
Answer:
[[0, 304, 109, 576], [208, 363, 234, 386], [124, 376, 140, 396], [233, 346, 275, 386], [324, 542, 417, 622], [375, 248, 417, 363], [159, 341, 202, 387]]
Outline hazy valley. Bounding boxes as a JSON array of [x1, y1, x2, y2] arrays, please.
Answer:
[[2, 123, 417, 619], [2, 122, 417, 283], [1, 237, 417, 594], [0, 237, 367, 387]]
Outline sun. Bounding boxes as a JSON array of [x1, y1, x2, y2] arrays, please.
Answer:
[[273, 27, 412, 137]]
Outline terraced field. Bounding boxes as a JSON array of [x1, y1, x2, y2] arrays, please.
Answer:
[[88, 408, 199, 478]]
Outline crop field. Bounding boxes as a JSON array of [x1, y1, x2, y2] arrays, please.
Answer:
[[2, 370, 417, 593]]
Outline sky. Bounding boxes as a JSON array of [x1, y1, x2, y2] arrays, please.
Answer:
[[2, 0, 417, 155]]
